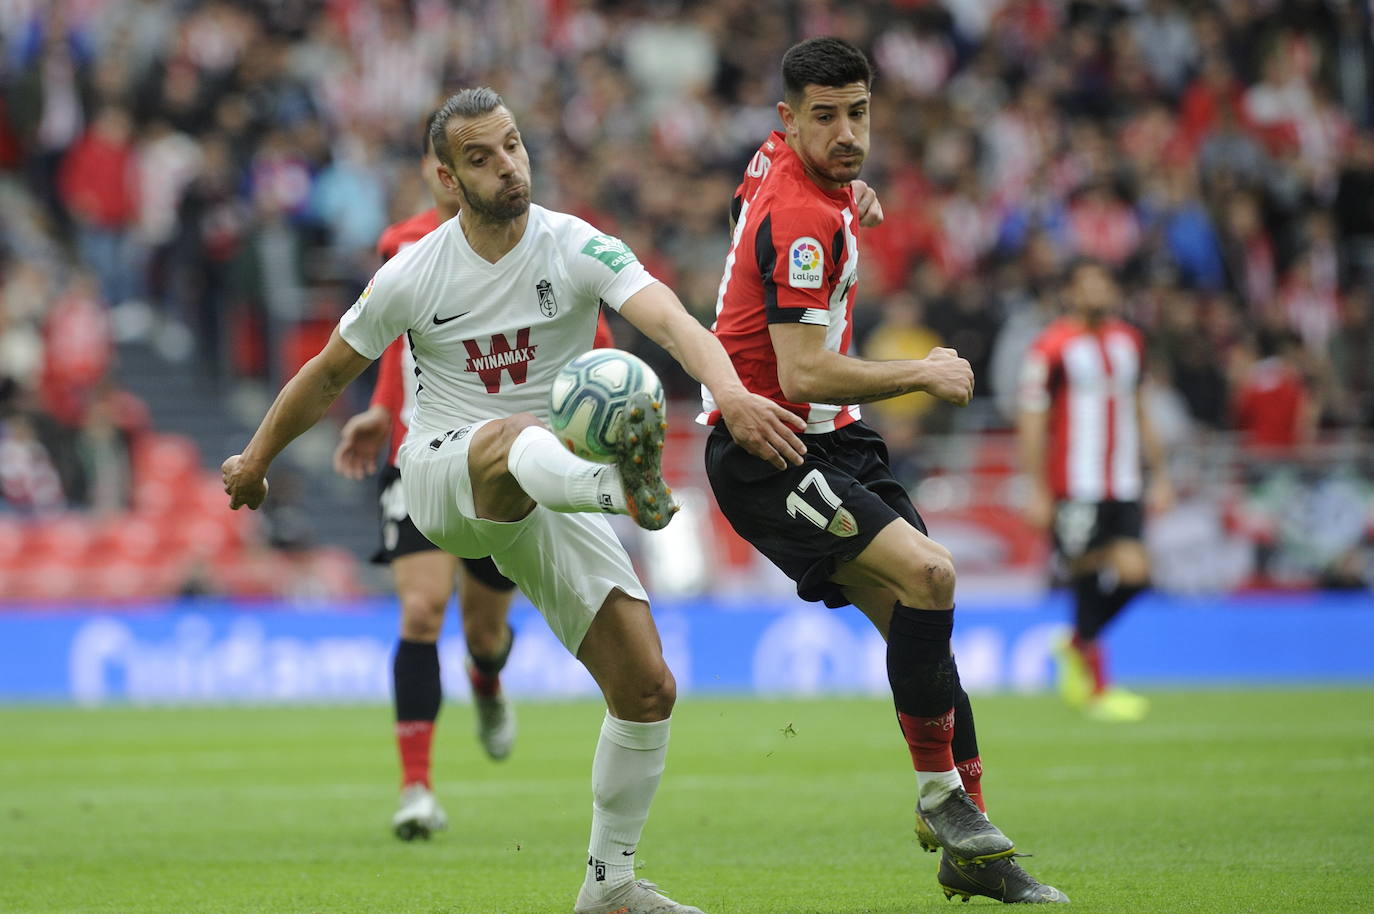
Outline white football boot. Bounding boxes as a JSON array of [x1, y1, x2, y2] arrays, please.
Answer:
[[467, 657, 517, 760], [392, 783, 448, 841], [574, 878, 707, 914]]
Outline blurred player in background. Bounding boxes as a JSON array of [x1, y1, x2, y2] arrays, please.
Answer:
[[702, 38, 1067, 904], [225, 87, 803, 914], [1018, 258, 1173, 722], [332, 113, 617, 841]]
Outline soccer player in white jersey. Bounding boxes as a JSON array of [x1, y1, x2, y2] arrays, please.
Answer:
[[221, 88, 805, 914]]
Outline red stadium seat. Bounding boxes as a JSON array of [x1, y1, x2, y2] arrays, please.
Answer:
[[132, 433, 201, 487]]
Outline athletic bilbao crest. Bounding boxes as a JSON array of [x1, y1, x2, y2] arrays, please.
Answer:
[[826, 507, 858, 537], [462, 329, 538, 393], [536, 278, 558, 317]]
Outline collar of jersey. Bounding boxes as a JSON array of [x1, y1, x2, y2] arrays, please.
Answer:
[[451, 204, 538, 268]]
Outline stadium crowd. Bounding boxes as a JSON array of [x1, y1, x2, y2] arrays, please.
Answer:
[[0, 0, 1371, 585]]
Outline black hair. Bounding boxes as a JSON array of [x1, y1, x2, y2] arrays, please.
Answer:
[[421, 109, 441, 157], [1062, 256, 1115, 288], [428, 87, 506, 167], [781, 37, 872, 107]]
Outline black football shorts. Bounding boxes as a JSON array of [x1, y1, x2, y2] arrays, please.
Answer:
[[705, 420, 927, 608], [372, 465, 517, 592], [1051, 499, 1144, 563]]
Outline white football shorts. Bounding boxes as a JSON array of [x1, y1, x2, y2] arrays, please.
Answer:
[[398, 420, 648, 653]]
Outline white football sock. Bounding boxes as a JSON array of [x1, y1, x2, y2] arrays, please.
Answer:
[[583, 713, 671, 894], [506, 426, 628, 514], [917, 768, 964, 810]]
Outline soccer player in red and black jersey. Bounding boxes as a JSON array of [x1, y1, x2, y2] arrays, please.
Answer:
[[702, 38, 1067, 903], [331, 115, 618, 841], [1018, 258, 1173, 722]]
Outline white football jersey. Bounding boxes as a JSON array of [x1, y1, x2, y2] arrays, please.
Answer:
[[339, 204, 656, 440]]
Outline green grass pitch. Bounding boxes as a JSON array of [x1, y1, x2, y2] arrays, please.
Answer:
[[1, 689, 1372, 913]]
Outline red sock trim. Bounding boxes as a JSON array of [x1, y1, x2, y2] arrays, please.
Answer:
[[396, 720, 434, 789], [956, 756, 985, 811], [467, 665, 501, 699], [897, 709, 955, 771], [1072, 635, 1108, 695]]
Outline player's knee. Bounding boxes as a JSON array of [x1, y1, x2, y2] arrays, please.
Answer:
[[899, 551, 956, 609], [617, 663, 676, 722], [462, 613, 508, 658], [471, 413, 542, 479], [398, 591, 446, 641], [1113, 545, 1150, 587]]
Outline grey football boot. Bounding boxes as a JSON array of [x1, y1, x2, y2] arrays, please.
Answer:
[[615, 390, 677, 531], [938, 851, 1070, 904], [573, 878, 707, 914], [918, 787, 1016, 863]]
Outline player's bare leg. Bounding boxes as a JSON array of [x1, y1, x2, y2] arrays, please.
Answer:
[[571, 590, 703, 914], [465, 413, 676, 530], [458, 565, 518, 759], [391, 549, 458, 840], [832, 520, 1013, 863]]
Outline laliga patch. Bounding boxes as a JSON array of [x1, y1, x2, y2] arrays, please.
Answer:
[[346, 277, 375, 317], [788, 237, 824, 289]]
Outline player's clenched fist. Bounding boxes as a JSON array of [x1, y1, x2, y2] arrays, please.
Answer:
[[222, 454, 269, 510], [921, 347, 975, 406]]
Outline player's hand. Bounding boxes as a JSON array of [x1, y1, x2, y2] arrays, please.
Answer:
[[1146, 475, 1175, 516], [852, 179, 884, 228], [222, 454, 269, 511], [333, 405, 391, 480], [717, 389, 807, 470], [1024, 483, 1054, 532], [919, 347, 974, 406]]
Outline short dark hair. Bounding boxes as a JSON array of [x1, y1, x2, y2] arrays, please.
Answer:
[[1063, 256, 1115, 287], [428, 87, 506, 167], [421, 109, 441, 157], [782, 37, 872, 107]]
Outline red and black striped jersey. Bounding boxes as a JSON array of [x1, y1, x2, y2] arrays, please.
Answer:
[[699, 131, 861, 433]]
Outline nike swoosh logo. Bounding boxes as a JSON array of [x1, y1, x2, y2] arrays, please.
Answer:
[[621, 849, 636, 856], [433, 311, 471, 325]]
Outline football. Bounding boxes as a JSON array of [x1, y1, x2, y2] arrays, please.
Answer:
[[548, 348, 664, 463]]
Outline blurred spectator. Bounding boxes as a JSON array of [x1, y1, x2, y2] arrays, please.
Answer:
[[861, 288, 945, 469], [57, 105, 142, 308], [0, 413, 65, 516], [1232, 329, 1318, 450]]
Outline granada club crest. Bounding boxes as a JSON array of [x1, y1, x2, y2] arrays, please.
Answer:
[[536, 279, 558, 317]]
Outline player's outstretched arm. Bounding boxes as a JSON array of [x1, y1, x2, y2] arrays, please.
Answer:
[[224, 327, 373, 510], [769, 323, 974, 407], [619, 282, 807, 470]]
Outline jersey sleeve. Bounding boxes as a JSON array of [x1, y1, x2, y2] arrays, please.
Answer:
[[754, 203, 842, 326], [1018, 334, 1057, 413], [567, 227, 657, 311], [369, 336, 406, 415], [338, 259, 415, 360]]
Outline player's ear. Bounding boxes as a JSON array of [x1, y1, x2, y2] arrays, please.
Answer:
[[435, 162, 461, 195], [777, 100, 798, 136]]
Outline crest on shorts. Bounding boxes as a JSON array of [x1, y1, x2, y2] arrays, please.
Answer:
[[536, 278, 558, 317], [826, 507, 858, 537]]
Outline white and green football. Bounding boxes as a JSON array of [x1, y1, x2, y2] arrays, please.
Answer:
[[549, 348, 664, 463]]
